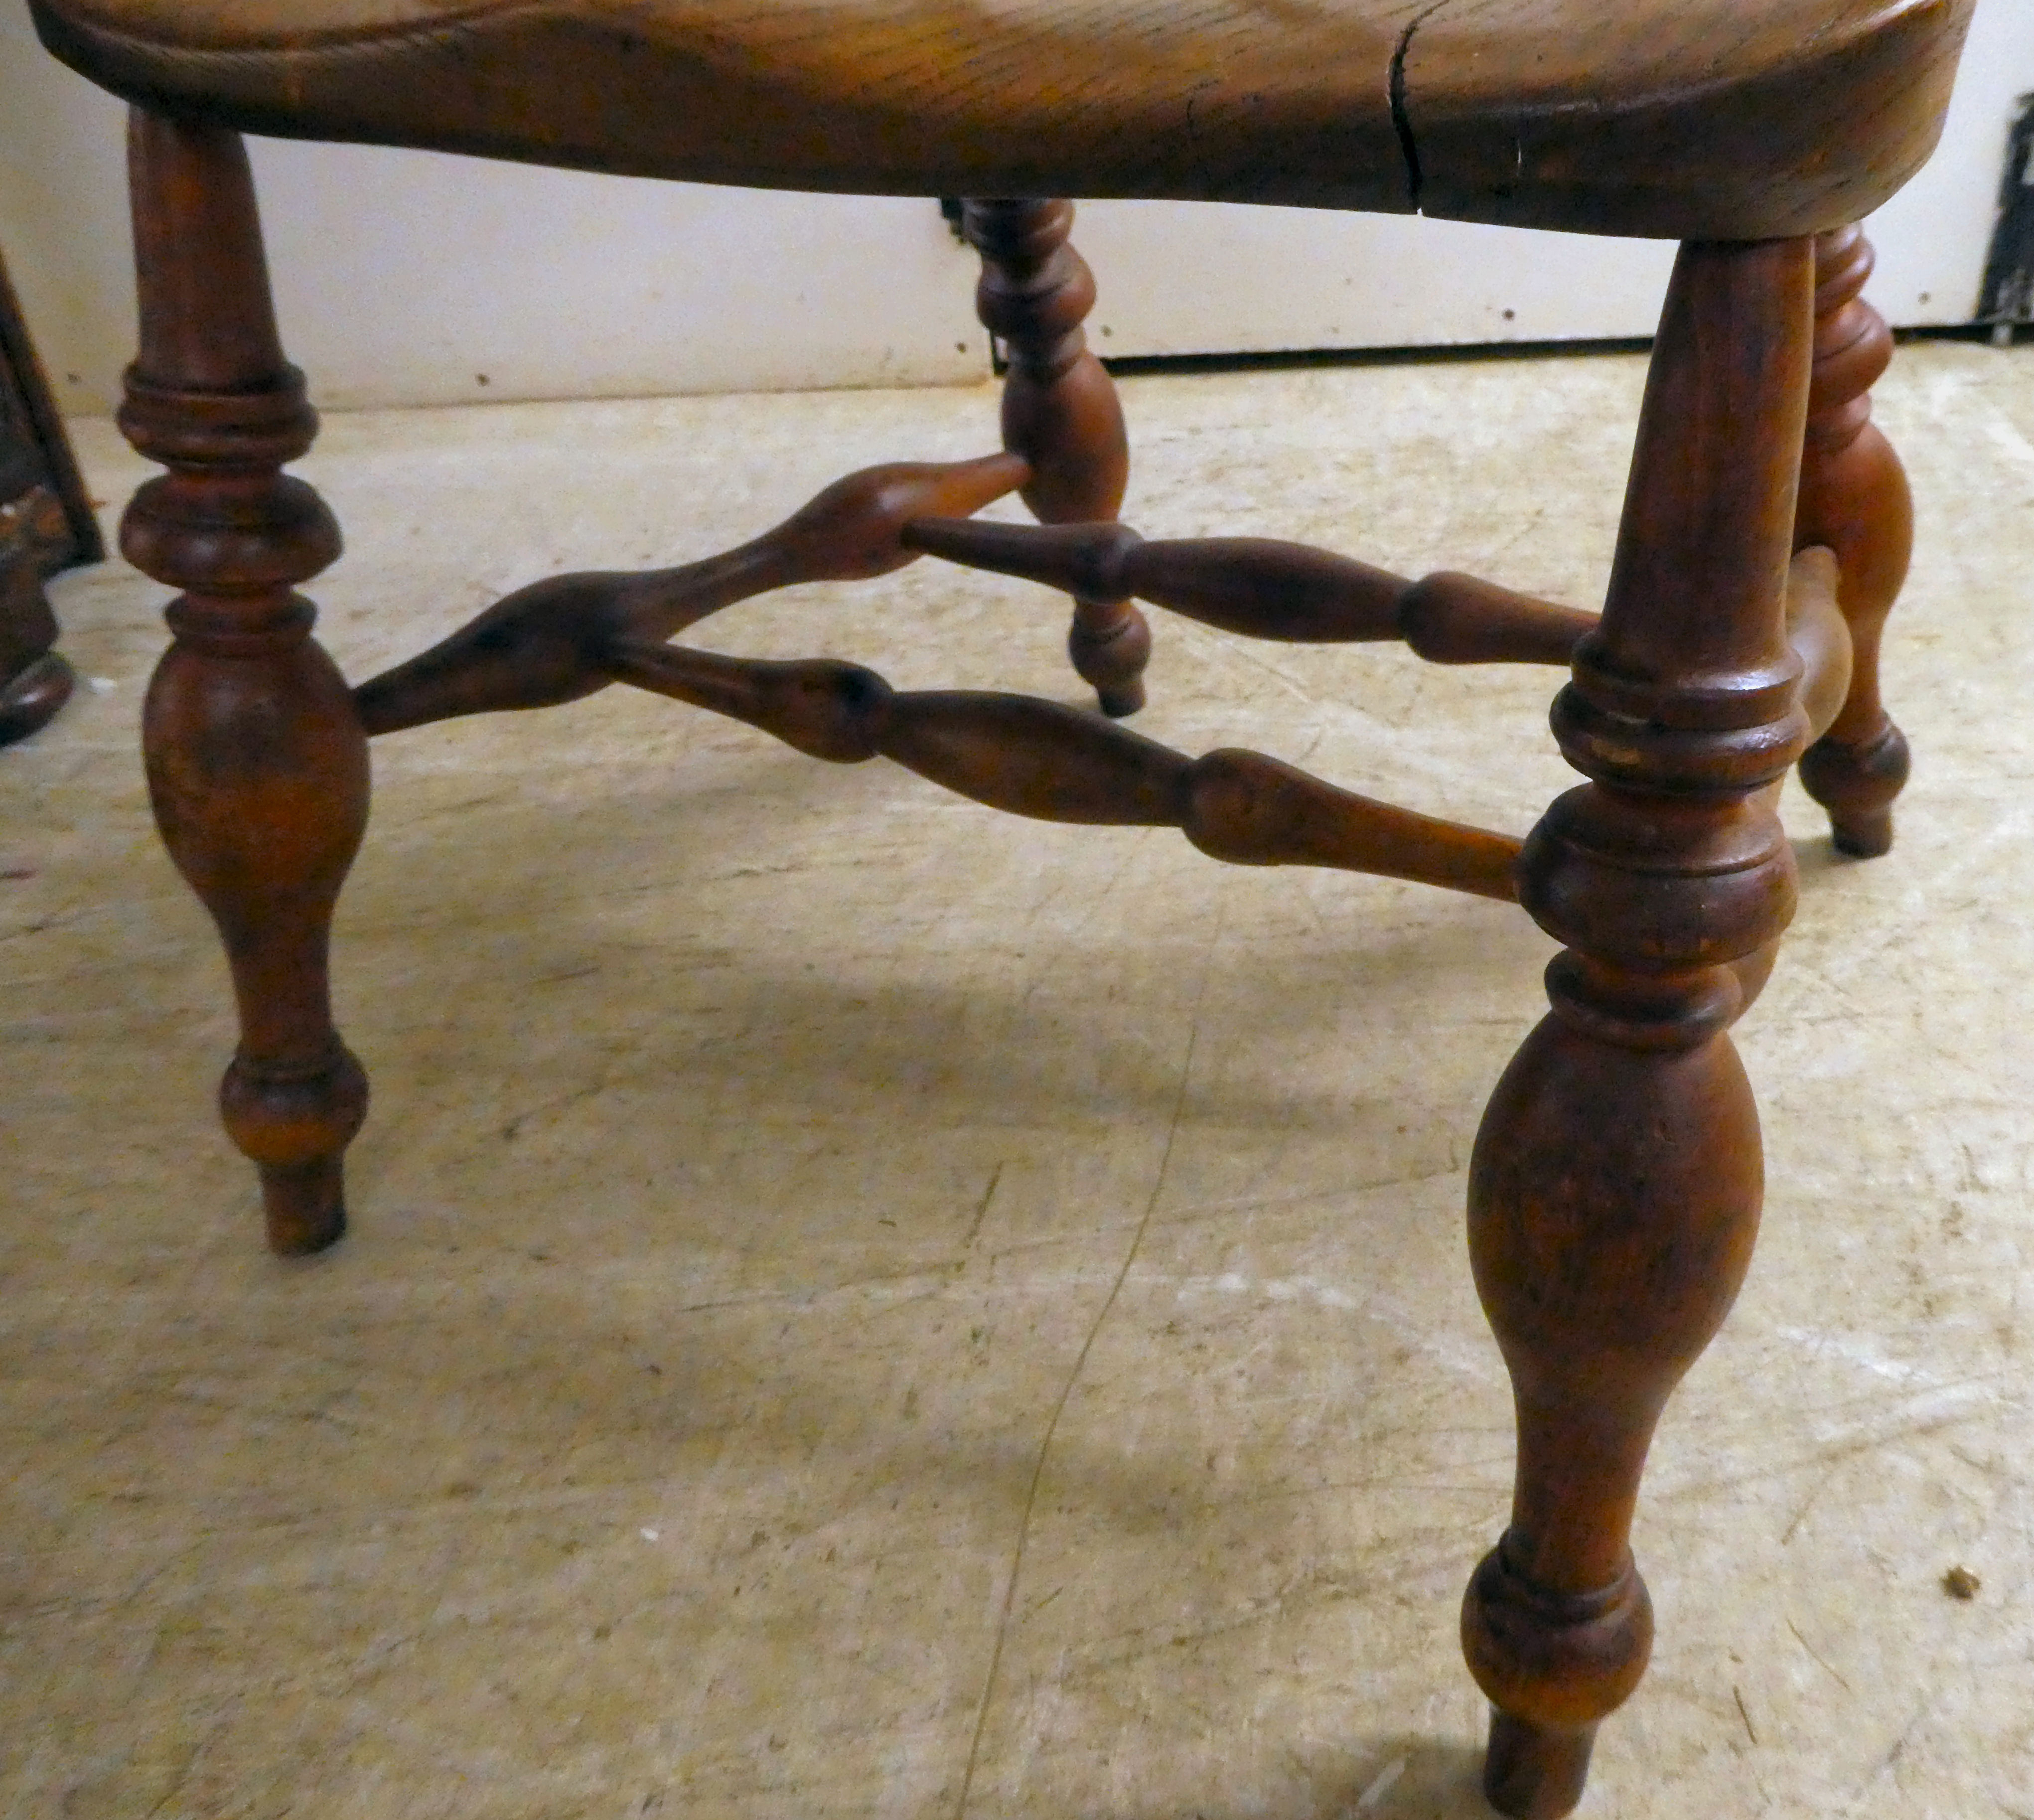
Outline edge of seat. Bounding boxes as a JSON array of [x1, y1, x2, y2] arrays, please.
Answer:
[[31, 0, 1977, 241], [1404, 0, 1979, 240]]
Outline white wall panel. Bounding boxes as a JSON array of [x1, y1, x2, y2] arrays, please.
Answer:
[[0, 2, 988, 413], [1076, 0, 2033, 358]]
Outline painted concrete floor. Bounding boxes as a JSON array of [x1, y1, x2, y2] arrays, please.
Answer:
[[5, 343, 2033, 1820]]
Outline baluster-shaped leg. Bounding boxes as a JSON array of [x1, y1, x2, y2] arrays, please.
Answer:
[[962, 199, 1150, 716], [121, 112, 368, 1255], [1460, 238, 1814, 1819], [1794, 224, 1912, 857]]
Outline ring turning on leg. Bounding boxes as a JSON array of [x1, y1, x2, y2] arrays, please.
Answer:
[[1462, 237, 1816, 1819], [121, 110, 369, 1255], [1794, 224, 1914, 857], [963, 199, 1151, 716]]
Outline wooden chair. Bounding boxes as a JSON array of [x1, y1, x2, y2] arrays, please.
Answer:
[[28, 2, 1977, 1813]]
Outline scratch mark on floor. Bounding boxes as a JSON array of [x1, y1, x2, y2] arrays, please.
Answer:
[[1786, 1615, 1854, 1694], [1734, 1684, 1759, 1746], [529, 963, 602, 986], [963, 1161, 1005, 1251], [952, 1022, 1199, 1820], [1780, 1456, 1840, 1545], [1839, 1692, 1938, 1816]]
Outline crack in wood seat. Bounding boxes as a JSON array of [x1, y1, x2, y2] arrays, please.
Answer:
[[33, 0, 1970, 238]]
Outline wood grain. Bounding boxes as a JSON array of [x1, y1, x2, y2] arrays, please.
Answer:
[[33, 0, 1973, 239], [905, 516, 1597, 661], [354, 455, 1027, 736], [1462, 238, 1814, 1820], [1795, 224, 1914, 857], [120, 112, 368, 1256], [963, 199, 1149, 717], [603, 640, 1522, 901]]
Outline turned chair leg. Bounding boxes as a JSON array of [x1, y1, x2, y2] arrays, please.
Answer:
[[962, 199, 1151, 716], [120, 111, 369, 1256], [1461, 238, 1815, 1819], [1795, 224, 1913, 857]]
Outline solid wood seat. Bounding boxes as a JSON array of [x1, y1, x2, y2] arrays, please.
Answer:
[[33, 0, 1969, 238]]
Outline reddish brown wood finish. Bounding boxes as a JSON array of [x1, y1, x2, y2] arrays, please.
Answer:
[[602, 639, 1522, 900], [904, 516, 1597, 659], [353, 455, 1029, 734], [0, 553, 75, 745], [1788, 545, 1853, 745], [0, 247, 100, 747], [904, 519, 1855, 733], [0, 651, 74, 741], [1462, 238, 1814, 1819], [31, 0, 1976, 240], [1795, 224, 1913, 857], [962, 199, 1150, 716], [120, 111, 368, 1256]]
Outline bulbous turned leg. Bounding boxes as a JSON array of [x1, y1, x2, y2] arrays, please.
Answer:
[[963, 199, 1150, 716], [1466, 1014, 1765, 1815], [1795, 224, 1913, 857], [1464, 237, 1815, 1818], [121, 111, 368, 1255]]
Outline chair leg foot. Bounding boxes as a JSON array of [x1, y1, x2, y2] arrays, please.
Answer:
[[1800, 718, 1907, 858], [257, 1155, 349, 1256], [1796, 225, 1913, 858], [1482, 1712, 1597, 1820], [222, 1042, 368, 1255], [0, 550, 78, 745], [0, 649, 75, 745], [1069, 597, 1150, 716]]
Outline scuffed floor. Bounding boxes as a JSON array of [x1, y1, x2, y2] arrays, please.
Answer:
[[4, 342, 2032, 1818]]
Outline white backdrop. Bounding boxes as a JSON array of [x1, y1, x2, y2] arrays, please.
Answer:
[[1, 0, 2028, 415], [1074, 0, 2034, 361]]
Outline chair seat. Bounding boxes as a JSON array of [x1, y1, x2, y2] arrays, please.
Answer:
[[35, 0, 1970, 239]]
